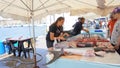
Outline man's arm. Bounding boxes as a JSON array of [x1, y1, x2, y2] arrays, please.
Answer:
[[82, 28, 89, 33]]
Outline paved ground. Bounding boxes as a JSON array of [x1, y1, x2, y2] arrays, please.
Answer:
[[0, 36, 48, 68]]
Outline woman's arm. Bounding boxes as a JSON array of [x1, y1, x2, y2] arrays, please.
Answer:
[[62, 33, 70, 37], [50, 32, 65, 41], [50, 32, 59, 40]]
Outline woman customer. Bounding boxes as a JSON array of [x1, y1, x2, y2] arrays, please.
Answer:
[[111, 7, 120, 55], [46, 17, 69, 51]]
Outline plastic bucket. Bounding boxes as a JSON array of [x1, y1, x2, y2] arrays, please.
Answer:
[[0, 41, 5, 55]]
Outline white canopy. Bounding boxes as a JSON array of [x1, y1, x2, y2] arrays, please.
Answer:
[[0, 1, 119, 67], [0, 0, 120, 21]]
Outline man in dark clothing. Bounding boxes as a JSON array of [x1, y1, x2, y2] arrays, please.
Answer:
[[72, 17, 89, 36]]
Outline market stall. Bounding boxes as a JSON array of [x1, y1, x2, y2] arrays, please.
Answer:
[[46, 34, 120, 68]]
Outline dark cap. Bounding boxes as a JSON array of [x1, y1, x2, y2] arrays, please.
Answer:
[[112, 7, 120, 14]]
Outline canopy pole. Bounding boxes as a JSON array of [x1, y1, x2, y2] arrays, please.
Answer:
[[30, 0, 39, 68], [20, 0, 39, 67], [31, 12, 39, 68]]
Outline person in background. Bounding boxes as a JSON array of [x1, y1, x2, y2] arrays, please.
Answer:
[[99, 20, 102, 28], [94, 20, 100, 29], [107, 13, 117, 38], [71, 17, 89, 36], [111, 7, 120, 55], [46, 17, 69, 51]]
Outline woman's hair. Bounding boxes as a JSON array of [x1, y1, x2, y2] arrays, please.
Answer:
[[53, 17, 64, 25]]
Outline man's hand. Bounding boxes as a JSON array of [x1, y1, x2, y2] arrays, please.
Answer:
[[86, 30, 89, 33], [85, 29, 89, 33], [83, 29, 89, 33]]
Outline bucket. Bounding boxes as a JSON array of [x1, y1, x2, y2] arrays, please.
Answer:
[[0, 41, 5, 55]]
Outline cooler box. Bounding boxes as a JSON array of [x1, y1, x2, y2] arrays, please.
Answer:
[[0, 41, 5, 55]]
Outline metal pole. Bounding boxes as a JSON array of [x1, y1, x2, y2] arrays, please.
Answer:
[[63, 12, 64, 17], [31, 12, 39, 68], [50, 15, 51, 24], [28, 20, 32, 37], [31, 0, 39, 68], [53, 14, 55, 22]]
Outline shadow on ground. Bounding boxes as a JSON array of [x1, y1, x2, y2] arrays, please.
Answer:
[[0, 48, 48, 68]]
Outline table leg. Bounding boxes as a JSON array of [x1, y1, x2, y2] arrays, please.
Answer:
[[18, 41, 22, 57], [28, 39, 34, 52]]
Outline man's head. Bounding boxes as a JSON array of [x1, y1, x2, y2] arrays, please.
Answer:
[[112, 7, 120, 19], [78, 17, 85, 24], [80, 17, 85, 24]]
